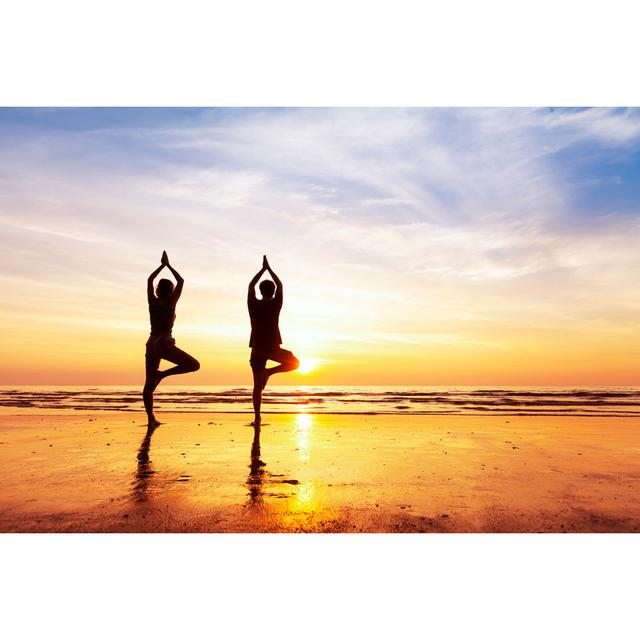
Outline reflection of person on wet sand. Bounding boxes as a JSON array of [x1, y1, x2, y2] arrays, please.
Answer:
[[143, 251, 200, 426], [131, 424, 158, 503], [247, 255, 299, 426], [246, 425, 267, 505]]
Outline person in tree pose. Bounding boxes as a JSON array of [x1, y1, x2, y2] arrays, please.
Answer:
[[247, 255, 299, 426], [143, 251, 200, 426]]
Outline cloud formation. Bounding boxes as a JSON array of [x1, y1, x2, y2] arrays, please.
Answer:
[[0, 108, 638, 384]]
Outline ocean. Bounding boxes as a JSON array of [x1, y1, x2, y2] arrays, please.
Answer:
[[1, 386, 639, 416]]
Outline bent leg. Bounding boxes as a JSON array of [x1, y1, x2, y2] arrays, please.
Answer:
[[264, 348, 299, 388], [158, 345, 200, 382], [143, 355, 161, 426]]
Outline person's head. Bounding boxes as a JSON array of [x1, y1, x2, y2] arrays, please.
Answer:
[[259, 279, 276, 299], [156, 278, 174, 300]]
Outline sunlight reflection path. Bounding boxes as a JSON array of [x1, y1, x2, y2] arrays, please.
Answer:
[[294, 412, 313, 462]]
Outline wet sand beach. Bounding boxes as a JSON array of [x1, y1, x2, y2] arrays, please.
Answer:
[[1, 411, 640, 533]]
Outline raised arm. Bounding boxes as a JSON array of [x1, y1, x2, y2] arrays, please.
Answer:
[[264, 255, 283, 304], [147, 263, 165, 304], [163, 252, 184, 304], [248, 258, 267, 304]]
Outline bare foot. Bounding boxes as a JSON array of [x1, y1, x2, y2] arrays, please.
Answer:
[[147, 416, 162, 427], [250, 417, 261, 427]]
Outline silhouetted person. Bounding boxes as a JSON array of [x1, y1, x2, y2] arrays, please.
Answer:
[[247, 255, 299, 426], [143, 251, 200, 426]]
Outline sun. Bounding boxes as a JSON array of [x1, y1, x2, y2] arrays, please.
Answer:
[[297, 357, 319, 374]]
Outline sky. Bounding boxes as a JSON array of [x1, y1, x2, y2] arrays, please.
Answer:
[[0, 107, 639, 386]]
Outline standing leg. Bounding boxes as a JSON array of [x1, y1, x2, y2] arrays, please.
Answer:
[[250, 352, 267, 426], [143, 354, 161, 426], [251, 370, 264, 426]]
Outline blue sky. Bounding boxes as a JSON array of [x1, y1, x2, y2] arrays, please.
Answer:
[[2, 107, 639, 223], [0, 107, 639, 384]]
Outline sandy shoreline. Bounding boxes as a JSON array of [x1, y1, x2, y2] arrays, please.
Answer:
[[1, 411, 640, 532]]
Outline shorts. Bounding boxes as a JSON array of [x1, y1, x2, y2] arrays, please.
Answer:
[[250, 346, 297, 372], [145, 334, 179, 360]]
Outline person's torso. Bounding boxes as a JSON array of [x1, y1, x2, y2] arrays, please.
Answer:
[[149, 299, 176, 336], [249, 299, 282, 348]]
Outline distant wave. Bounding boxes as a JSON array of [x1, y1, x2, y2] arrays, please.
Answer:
[[1, 386, 640, 416]]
